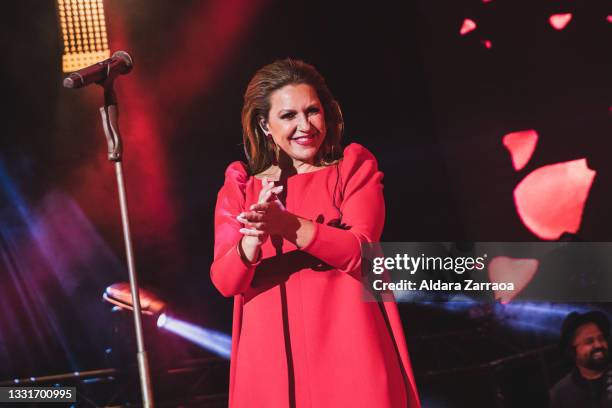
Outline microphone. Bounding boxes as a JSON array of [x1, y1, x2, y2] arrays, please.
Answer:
[[63, 51, 134, 89]]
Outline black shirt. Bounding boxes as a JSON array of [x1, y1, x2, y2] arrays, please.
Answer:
[[550, 368, 612, 408]]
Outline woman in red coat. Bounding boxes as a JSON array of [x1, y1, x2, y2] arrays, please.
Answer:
[[210, 58, 421, 407]]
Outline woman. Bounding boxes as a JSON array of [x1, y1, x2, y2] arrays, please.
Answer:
[[210, 58, 420, 407]]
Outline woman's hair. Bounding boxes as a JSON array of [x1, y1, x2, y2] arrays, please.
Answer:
[[241, 58, 344, 174]]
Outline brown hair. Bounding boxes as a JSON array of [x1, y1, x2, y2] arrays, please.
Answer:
[[241, 58, 344, 174]]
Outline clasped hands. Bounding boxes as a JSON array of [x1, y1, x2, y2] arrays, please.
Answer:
[[237, 177, 292, 247]]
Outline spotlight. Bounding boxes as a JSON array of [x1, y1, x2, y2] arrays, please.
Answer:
[[156, 313, 167, 328], [103, 282, 166, 317], [102, 283, 231, 358]]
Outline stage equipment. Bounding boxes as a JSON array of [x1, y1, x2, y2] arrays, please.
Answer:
[[102, 284, 232, 359], [63, 50, 133, 88], [104, 282, 166, 317], [56, 0, 110, 72], [63, 52, 154, 407], [0, 358, 230, 407]]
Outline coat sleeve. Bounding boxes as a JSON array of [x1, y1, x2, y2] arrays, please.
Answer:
[[210, 161, 258, 297], [301, 143, 385, 273]]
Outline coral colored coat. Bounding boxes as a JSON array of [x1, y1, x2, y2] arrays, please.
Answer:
[[211, 143, 421, 407]]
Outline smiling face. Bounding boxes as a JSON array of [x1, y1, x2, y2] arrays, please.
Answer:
[[261, 83, 327, 167], [573, 322, 609, 372]]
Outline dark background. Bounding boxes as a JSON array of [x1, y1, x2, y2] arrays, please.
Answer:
[[1, 0, 610, 406]]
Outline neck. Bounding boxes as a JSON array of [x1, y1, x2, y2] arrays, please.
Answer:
[[278, 152, 317, 174], [577, 366, 606, 380], [292, 160, 317, 174]]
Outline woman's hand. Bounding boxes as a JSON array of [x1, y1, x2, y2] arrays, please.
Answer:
[[239, 199, 293, 237], [237, 177, 283, 249], [238, 177, 315, 253], [240, 199, 315, 248]]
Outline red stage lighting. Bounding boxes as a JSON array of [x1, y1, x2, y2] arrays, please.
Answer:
[[514, 159, 596, 240], [549, 13, 573, 30], [488, 256, 539, 304], [460, 18, 477, 35], [503, 130, 538, 171]]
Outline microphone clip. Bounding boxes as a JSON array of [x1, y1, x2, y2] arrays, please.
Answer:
[[99, 81, 122, 162]]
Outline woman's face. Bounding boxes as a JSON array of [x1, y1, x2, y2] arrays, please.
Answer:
[[263, 83, 326, 166]]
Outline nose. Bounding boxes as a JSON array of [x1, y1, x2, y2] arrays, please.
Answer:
[[595, 338, 608, 348], [297, 113, 312, 133]]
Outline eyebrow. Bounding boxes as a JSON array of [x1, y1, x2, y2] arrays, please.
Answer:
[[576, 334, 606, 344], [278, 104, 320, 114]]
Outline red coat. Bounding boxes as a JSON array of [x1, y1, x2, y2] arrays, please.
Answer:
[[211, 143, 421, 407]]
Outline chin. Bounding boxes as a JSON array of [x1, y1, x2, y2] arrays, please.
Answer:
[[290, 148, 319, 162]]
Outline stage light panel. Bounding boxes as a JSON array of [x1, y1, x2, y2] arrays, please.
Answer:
[[57, 0, 110, 72]]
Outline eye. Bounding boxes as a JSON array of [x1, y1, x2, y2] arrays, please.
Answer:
[[307, 106, 320, 115], [281, 111, 296, 120]]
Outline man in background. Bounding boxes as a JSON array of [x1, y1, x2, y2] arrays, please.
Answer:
[[550, 311, 612, 408]]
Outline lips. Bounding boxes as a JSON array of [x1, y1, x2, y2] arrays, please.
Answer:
[[290, 133, 317, 146]]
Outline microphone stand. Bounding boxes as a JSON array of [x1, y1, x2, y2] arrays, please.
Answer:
[[98, 78, 154, 408]]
